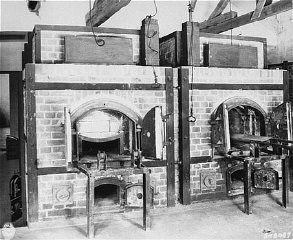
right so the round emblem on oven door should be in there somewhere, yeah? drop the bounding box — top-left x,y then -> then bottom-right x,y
55,189 -> 71,203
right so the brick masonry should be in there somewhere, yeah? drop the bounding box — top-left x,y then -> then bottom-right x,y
38,166 -> 167,221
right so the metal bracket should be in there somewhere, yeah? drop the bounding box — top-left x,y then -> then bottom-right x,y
162,113 -> 172,122
164,137 -> 174,146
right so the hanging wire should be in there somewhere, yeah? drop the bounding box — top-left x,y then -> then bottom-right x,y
89,0 -> 105,47
150,0 -> 158,18
145,0 -> 159,85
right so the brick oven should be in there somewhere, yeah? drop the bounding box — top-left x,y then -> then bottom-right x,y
159,22 -> 291,210
21,22 -> 177,238
177,67 -> 289,204
19,20 -> 291,238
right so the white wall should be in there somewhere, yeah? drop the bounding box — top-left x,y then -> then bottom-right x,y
0,74 -> 10,127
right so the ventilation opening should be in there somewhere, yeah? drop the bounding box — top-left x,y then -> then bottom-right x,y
27,1 -> 41,12
94,184 -> 120,208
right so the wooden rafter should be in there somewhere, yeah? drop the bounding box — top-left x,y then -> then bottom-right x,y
85,0 -> 131,27
208,0 -> 229,20
200,11 -> 237,30
201,0 -> 292,33
251,0 -> 267,20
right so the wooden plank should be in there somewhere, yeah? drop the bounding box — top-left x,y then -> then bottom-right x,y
85,0 -> 131,27
251,0 -> 266,20
243,159 -> 252,214
16,71 -> 27,227
34,82 -> 165,91
208,0 -> 229,20
200,11 -> 237,29
263,39 -> 268,68
283,70 -> 292,103
64,35 -> 133,65
231,133 -> 272,143
33,24 -> 140,35
175,31 -> 182,67
199,32 -> 267,43
32,82 -> 283,91
203,43 -> 258,68
178,68 -> 191,205
143,169 -> 151,230
140,17 -> 160,66
34,30 -> 41,63
201,0 -> 292,33
0,31 -> 28,42
142,160 -> 167,167
190,83 -> 283,90
165,68 -> 175,207
282,157 -> 289,207
25,64 -> 39,223
22,32 -> 33,70
181,22 -> 200,66
190,156 -> 212,164
37,167 -> 79,175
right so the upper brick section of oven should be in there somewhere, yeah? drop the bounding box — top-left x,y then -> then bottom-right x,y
34,64 -> 169,84
32,25 -> 140,64
184,67 -> 284,84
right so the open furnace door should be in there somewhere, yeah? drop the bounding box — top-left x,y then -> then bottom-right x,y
141,106 -> 164,159
211,103 -> 230,155
64,107 -> 72,163
270,102 -> 293,141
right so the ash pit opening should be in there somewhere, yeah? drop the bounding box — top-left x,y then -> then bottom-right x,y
94,184 -> 120,208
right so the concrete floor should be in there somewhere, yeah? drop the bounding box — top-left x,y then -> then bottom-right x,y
9,192 -> 293,240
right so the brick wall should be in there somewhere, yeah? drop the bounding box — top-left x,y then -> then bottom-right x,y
190,162 -> 224,200
38,166 -> 167,221
33,29 -> 140,64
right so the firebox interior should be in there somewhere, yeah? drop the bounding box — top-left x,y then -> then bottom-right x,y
82,139 -> 121,155
229,105 -> 266,152
73,108 -> 136,162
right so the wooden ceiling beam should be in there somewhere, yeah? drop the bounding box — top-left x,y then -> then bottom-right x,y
251,0 -> 267,20
85,0 -> 131,27
201,0 -> 292,33
199,11 -> 237,30
208,0 -> 229,20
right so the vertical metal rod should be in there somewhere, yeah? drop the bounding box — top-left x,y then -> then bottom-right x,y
282,157 -> 289,208
87,175 -> 95,238
143,170 -> 151,230
243,159 -> 252,215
